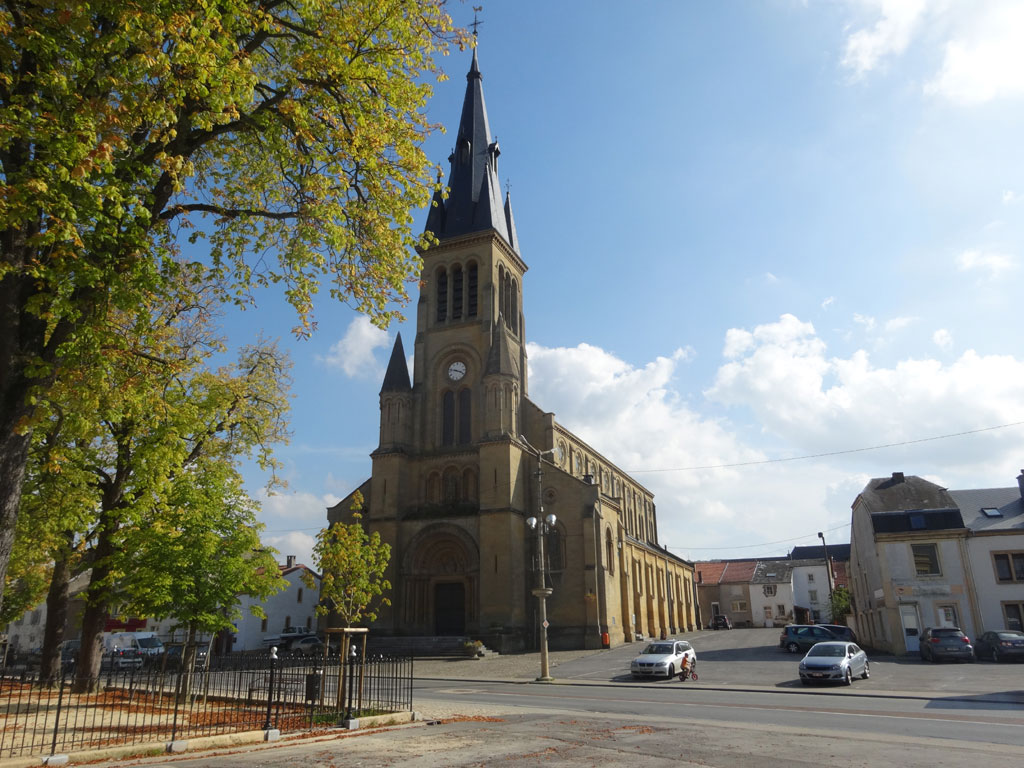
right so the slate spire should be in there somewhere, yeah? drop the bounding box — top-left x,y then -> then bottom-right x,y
380,333 -> 411,394
425,48 -> 516,252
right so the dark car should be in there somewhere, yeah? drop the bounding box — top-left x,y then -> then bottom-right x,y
820,624 -> 857,643
919,627 -> 974,662
711,615 -> 733,630
780,624 -> 839,653
163,644 -> 210,669
973,630 -> 1024,662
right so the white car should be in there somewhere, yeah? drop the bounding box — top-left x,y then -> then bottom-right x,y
630,639 -> 695,679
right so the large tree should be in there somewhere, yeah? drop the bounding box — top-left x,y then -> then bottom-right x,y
0,0 -> 464,606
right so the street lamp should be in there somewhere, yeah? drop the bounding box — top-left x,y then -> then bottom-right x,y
521,435 -> 556,682
818,531 -> 834,615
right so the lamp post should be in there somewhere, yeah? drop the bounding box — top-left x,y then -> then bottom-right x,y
818,531 -> 834,617
520,435 -> 556,682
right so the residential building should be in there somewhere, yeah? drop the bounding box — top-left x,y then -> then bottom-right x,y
5,556 -> 315,655
327,49 -> 696,652
949,482 -> 1024,633
694,560 -> 758,628
849,470 -> 1024,655
147,555 -> 320,652
750,561 -> 796,627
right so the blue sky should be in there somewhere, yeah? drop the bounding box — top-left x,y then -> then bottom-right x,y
224,0 -> 1024,567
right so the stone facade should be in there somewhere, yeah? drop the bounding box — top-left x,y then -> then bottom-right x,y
328,50 -> 695,652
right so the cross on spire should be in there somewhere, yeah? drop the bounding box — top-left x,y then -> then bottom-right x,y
470,6 -> 483,37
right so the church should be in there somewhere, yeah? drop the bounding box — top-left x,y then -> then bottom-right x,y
328,49 -> 697,652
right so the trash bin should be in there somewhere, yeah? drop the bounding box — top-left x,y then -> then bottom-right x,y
305,670 -> 323,703
601,632 -> 610,649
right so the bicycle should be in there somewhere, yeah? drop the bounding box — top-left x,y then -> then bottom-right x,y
678,658 -> 698,682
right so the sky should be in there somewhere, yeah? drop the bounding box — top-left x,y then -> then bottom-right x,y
223,0 -> 1024,569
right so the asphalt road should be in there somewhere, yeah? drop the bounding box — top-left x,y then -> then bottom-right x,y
87,628 -> 1024,768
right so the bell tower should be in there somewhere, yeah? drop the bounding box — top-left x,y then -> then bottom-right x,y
412,46 -> 528,454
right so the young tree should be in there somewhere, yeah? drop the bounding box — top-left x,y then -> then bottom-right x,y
125,463 -> 284,662
828,585 -> 852,624
0,0 -> 466,606
305,496 -> 391,631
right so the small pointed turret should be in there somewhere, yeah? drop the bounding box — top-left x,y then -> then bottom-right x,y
485,319 -> 520,378
380,333 -> 411,394
503,188 -> 518,251
425,48 -> 517,253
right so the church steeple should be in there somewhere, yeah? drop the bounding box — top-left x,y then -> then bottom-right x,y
425,48 -> 516,252
380,333 -> 411,394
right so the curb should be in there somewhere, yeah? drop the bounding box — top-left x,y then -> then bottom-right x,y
0,714 -> 419,768
413,675 -> 1024,706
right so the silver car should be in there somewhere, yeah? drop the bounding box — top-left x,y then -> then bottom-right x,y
630,640 -> 695,679
799,641 -> 869,686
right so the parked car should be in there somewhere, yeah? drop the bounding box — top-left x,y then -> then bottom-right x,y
779,624 -> 838,653
630,639 -> 695,679
289,636 -> 326,656
799,641 -> 870,686
819,624 -> 857,643
61,639 -> 80,672
973,630 -> 1024,663
710,615 -> 733,630
919,627 -> 974,663
163,644 -> 210,670
104,647 -> 144,671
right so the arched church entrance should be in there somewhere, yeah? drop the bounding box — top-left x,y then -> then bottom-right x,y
401,524 -> 479,636
434,582 -> 465,635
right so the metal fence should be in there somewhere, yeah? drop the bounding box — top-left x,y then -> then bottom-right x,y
0,651 -> 413,760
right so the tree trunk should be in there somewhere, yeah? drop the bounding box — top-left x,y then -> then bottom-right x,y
0,426 -> 32,608
0,262 -> 72,607
39,549 -> 73,684
72,528 -> 116,693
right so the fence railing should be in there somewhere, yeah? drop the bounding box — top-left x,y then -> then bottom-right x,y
0,651 -> 413,760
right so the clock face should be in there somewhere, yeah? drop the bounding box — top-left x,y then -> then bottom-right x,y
447,361 -> 466,381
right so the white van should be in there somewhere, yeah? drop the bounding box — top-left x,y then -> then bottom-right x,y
130,632 -> 165,659
101,632 -> 144,669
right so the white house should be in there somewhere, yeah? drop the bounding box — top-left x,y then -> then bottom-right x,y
849,470 -> 1024,655
951,483 -> 1024,633
145,555 -> 320,652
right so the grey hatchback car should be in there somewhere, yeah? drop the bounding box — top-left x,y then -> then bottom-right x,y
780,625 -> 838,653
799,641 -> 870,686
919,627 -> 975,662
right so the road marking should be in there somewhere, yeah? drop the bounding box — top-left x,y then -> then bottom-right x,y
443,688 -> 1024,729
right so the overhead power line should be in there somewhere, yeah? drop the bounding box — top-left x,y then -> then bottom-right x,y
627,420 -> 1024,474
666,522 -> 851,552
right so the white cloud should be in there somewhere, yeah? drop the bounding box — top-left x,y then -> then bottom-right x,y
821,296 -> 835,309
840,0 -> 1024,105
924,3 -> 1024,105
319,316 -> 390,378
933,328 -> 953,350
705,315 -> 1024,471
1002,190 -> 1018,205
493,327 -> 1024,559
262,531 -> 318,569
956,248 -> 1017,279
841,0 -> 929,77
884,316 -> 916,332
254,489 -> 339,570
853,313 -> 876,331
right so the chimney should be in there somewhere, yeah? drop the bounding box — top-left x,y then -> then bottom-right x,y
1018,469 -> 1024,500
286,555 -> 296,569
892,472 -> 905,483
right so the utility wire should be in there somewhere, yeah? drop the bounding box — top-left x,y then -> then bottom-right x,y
627,420 -> 1024,474
666,522 -> 851,552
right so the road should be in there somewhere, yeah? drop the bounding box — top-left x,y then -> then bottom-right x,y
89,628 -> 1024,768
